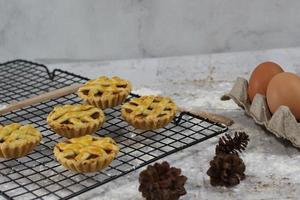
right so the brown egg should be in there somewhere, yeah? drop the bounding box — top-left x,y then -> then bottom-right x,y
248,61 -> 284,102
266,72 -> 300,120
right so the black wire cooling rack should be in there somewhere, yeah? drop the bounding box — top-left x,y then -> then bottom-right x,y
0,60 -> 228,200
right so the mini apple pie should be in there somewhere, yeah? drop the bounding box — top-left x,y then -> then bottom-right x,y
121,95 -> 177,130
0,123 -> 42,159
54,135 -> 119,173
77,76 -> 132,109
47,104 -> 105,138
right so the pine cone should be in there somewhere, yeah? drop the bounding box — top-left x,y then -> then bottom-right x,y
216,132 -> 249,155
207,153 -> 245,187
139,161 -> 187,200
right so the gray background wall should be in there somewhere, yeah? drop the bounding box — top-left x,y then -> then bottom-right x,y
0,0 -> 299,62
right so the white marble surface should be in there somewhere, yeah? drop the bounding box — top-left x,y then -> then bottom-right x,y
36,48 -> 300,200
2,1 -> 300,61
1,48 -> 299,200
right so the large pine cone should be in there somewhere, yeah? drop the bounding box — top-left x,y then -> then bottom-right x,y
139,161 -> 187,200
207,154 -> 245,187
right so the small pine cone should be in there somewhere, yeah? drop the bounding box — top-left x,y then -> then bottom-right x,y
139,161 -> 187,200
216,132 -> 249,155
207,154 -> 245,187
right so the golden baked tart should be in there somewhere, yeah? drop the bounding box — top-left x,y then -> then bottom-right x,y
0,123 -> 42,159
47,104 -> 104,138
54,135 -> 119,173
77,76 -> 132,109
121,95 -> 177,130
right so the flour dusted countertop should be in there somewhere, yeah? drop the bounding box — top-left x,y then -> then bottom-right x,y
21,48 -> 300,199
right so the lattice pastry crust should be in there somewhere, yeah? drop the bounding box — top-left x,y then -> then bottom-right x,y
47,104 -> 105,138
77,76 -> 132,109
0,123 -> 42,158
121,96 -> 177,130
54,135 -> 119,173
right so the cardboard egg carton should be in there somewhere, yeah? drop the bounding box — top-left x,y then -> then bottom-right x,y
222,77 -> 300,148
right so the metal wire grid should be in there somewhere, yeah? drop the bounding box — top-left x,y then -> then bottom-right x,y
0,60 -> 227,200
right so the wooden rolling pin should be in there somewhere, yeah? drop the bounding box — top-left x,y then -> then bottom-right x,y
0,84 -> 83,115
177,108 -> 233,126
0,84 -> 233,126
